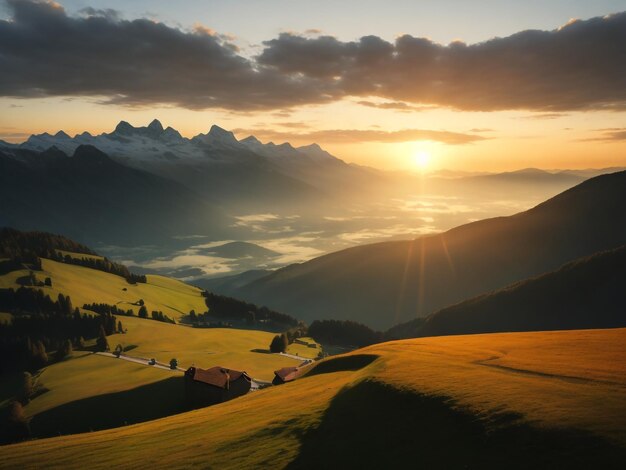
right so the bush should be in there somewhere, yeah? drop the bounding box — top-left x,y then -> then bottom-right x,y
170,358 -> 178,370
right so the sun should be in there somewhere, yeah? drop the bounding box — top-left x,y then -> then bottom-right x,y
413,151 -> 431,170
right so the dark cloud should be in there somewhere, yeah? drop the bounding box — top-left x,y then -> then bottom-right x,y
1,1 -> 626,112
0,0 -> 335,110
233,128 -> 485,145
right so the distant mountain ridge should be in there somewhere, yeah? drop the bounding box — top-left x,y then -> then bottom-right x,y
387,245 -> 626,339
12,119 -> 374,209
210,170 -> 626,329
0,145 -> 229,245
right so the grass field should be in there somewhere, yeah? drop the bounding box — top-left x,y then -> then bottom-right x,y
0,258 -> 207,321
1,327 -> 624,468
0,316 -> 302,439
286,336 -> 321,359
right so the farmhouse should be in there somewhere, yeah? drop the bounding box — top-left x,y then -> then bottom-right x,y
184,366 -> 252,407
272,366 -> 302,385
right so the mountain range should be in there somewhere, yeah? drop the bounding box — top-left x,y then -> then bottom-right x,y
0,145 -> 228,245
10,119 -> 376,210
206,170 -> 626,329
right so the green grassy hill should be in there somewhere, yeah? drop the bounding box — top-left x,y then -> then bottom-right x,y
1,328 -> 624,468
0,257 -> 206,321
7,316 -> 301,438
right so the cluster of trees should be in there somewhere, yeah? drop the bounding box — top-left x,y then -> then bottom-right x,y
184,309 -> 232,328
0,227 -> 146,284
203,292 -> 300,329
137,306 -> 175,324
0,227 -> 96,265
269,333 -> 289,353
83,302 -> 135,317
0,288 -> 121,373
47,251 -> 147,284
307,320 -> 382,348
17,271 -> 52,288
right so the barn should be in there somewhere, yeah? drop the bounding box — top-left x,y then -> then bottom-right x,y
272,366 -> 302,385
184,366 -> 252,407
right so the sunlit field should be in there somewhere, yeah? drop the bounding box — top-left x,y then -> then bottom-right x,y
0,257 -> 207,321
1,328 -> 624,468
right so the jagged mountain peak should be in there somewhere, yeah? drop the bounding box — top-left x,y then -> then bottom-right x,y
148,119 -> 164,132
240,135 -> 262,146
54,130 -> 70,139
114,120 -> 135,135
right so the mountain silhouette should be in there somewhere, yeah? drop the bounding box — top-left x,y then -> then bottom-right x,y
218,171 -> 626,329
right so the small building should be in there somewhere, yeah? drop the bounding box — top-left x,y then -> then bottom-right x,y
272,366 -> 302,385
184,366 -> 252,407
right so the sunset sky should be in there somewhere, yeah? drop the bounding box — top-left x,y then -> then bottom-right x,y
1,0 -> 626,172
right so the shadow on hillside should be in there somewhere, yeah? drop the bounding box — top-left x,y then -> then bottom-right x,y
287,380 -> 626,469
305,354 -> 378,376
29,376 -> 187,439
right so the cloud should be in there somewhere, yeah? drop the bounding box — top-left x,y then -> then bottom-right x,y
1,2 -> 626,112
520,113 -> 568,120
0,0 -> 334,110
582,128 -> 626,142
233,128 -> 485,145
356,100 -> 435,112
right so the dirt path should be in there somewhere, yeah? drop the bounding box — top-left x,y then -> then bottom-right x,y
95,351 -> 267,389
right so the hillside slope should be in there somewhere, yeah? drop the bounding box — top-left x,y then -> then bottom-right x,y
1,328 -> 625,468
389,245 -> 626,339
0,145 -> 228,245
221,171 -> 626,329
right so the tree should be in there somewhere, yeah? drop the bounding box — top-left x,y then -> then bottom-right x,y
75,336 -> 85,349
114,344 -> 123,358
96,326 -> 109,351
3,401 -> 30,444
169,358 -> 178,370
32,340 -> 47,368
44,277 -> 52,287
55,339 -> 72,361
19,372 -> 32,404
189,310 -> 197,323
137,299 -> 145,306
117,320 -> 124,333
138,306 -> 148,318
269,334 -> 288,353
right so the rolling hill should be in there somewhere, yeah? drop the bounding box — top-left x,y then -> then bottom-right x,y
214,170 -> 626,329
1,327 -> 624,468
387,245 -> 626,339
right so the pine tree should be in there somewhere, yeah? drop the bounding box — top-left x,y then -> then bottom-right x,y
19,372 -> 32,404
138,306 -> 148,318
96,326 -> 109,351
5,401 -> 30,443
55,339 -> 72,360
117,320 -> 124,333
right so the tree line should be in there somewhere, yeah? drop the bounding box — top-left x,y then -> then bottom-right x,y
0,227 -> 146,284
0,288 -> 121,374
202,292 -> 300,329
